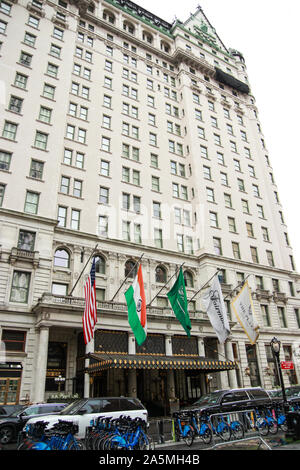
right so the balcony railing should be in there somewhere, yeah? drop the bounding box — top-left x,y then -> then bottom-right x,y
9,247 -> 39,267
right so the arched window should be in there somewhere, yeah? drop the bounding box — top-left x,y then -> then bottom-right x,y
54,249 -> 70,268
123,20 -> 135,35
184,270 -> 194,288
95,255 -> 106,275
125,260 -> 137,279
155,265 -> 167,283
102,9 -> 115,24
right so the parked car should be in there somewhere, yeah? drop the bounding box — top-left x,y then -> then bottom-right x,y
0,403 -> 67,444
25,397 -> 148,439
0,405 -> 25,417
270,385 -> 300,400
182,387 -> 279,415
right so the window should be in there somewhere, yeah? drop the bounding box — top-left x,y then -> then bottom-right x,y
237,178 -> 245,191
262,227 -> 269,242
253,184 -> 260,197
250,246 -> 259,263
100,159 -> 110,177
151,176 -> 160,192
43,83 -> 55,99
220,172 -> 228,186
242,199 -> 250,214
0,19 -> 7,34
73,179 -> 82,198
203,166 -> 211,180
0,150 -> 12,170
184,270 -> 194,288
261,305 -> 270,326
153,201 -> 161,218
10,271 -> 31,303
154,228 -> 163,248
278,307 -> 287,328
228,217 -> 236,233
213,237 -> 222,255
99,186 -> 109,204
60,176 -> 70,194
1,330 -> 26,352
133,196 -> 140,214
101,136 -> 110,152
224,193 -> 232,208
50,43 -> 61,58
122,221 -> 130,241
125,260 -> 136,279
52,283 -> 68,296
134,224 -> 141,243
30,160 -> 44,179
0,183 -> 5,206
97,214 -> 108,237
54,249 -> 70,268
38,106 -> 52,123
28,14 -> 39,28
206,187 -> 215,202
18,230 -> 35,251
71,209 -> 80,230
232,242 -> 241,259
246,222 -> 254,237
2,121 -> 17,140
209,211 -> 218,228
155,265 -> 167,283
0,1 -> 12,15
14,72 -> 28,89
24,191 -> 39,214
266,250 -> 274,267
217,152 -> 225,165
34,131 -> 48,150
95,255 -> 106,274
57,206 -> 67,227
53,26 -> 64,40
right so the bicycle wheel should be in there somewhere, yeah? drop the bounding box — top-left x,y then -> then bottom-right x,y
231,422 -> 244,440
184,429 -> 194,447
137,433 -> 153,450
268,420 -> 278,435
217,423 -> 231,441
257,419 -> 268,436
67,439 -> 86,450
200,428 -> 212,445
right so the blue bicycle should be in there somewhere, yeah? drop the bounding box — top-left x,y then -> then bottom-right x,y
173,412 -> 195,446
189,411 -> 212,444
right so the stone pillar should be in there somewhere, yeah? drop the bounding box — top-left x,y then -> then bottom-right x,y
84,336 -> 94,398
197,336 -> 207,394
128,333 -> 137,396
225,340 -> 238,388
218,342 -> 229,389
165,335 -> 172,356
34,326 -> 49,403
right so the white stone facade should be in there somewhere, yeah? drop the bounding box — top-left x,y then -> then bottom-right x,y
0,0 -> 299,410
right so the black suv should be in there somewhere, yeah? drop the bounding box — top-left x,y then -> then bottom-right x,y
184,387 -> 278,415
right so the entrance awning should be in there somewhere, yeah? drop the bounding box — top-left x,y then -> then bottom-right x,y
86,353 -> 238,374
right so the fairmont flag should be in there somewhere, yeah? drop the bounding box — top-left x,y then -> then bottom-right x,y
231,281 -> 259,345
167,267 -> 191,337
82,258 -> 97,345
125,264 -> 147,346
201,276 -> 230,344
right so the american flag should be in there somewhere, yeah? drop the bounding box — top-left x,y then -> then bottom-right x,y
82,258 -> 97,345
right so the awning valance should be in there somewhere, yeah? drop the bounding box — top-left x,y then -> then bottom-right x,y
86,353 -> 238,374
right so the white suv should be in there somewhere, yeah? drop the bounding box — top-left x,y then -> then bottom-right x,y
24,397 -> 148,439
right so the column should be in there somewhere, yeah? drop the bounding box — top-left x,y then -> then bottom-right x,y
34,326 -> 49,403
197,336 -> 207,394
128,333 -> 137,396
225,340 -> 238,388
84,336 -> 94,398
218,342 -> 229,389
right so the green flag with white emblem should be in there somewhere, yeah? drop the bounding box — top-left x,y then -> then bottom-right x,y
167,267 -> 191,337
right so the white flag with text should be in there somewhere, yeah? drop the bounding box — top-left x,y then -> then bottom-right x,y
231,281 -> 259,345
201,276 -> 230,344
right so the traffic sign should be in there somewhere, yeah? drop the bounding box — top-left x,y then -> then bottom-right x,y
281,361 -> 294,370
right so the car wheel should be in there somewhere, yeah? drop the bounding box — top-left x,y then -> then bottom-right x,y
0,426 -> 14,444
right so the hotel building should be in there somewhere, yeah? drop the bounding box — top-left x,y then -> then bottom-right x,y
0,0 -> 299,415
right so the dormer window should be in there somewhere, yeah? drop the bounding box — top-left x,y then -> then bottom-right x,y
103,9 -> 115,24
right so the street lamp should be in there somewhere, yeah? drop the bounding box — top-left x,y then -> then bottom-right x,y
54,374 -> 65,393
270,337 -> 290,418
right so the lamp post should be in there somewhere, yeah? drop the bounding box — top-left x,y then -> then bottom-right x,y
270,337 -> 290,420
54,374 -> 65,393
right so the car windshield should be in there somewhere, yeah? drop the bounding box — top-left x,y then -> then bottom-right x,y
59,400 -> 86,415
192,391 -> 224,406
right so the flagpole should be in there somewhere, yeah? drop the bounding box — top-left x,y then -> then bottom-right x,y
223,274 -> 251,301
68,243 -> 98,296
147,262 -> 185,307
187,269 -> 222,304
110,253 -> 144,302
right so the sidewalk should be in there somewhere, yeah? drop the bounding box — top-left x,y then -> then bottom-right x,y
155,433 -> 300,451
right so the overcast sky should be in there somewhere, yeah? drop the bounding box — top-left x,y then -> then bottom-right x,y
135,0 -> 300,270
